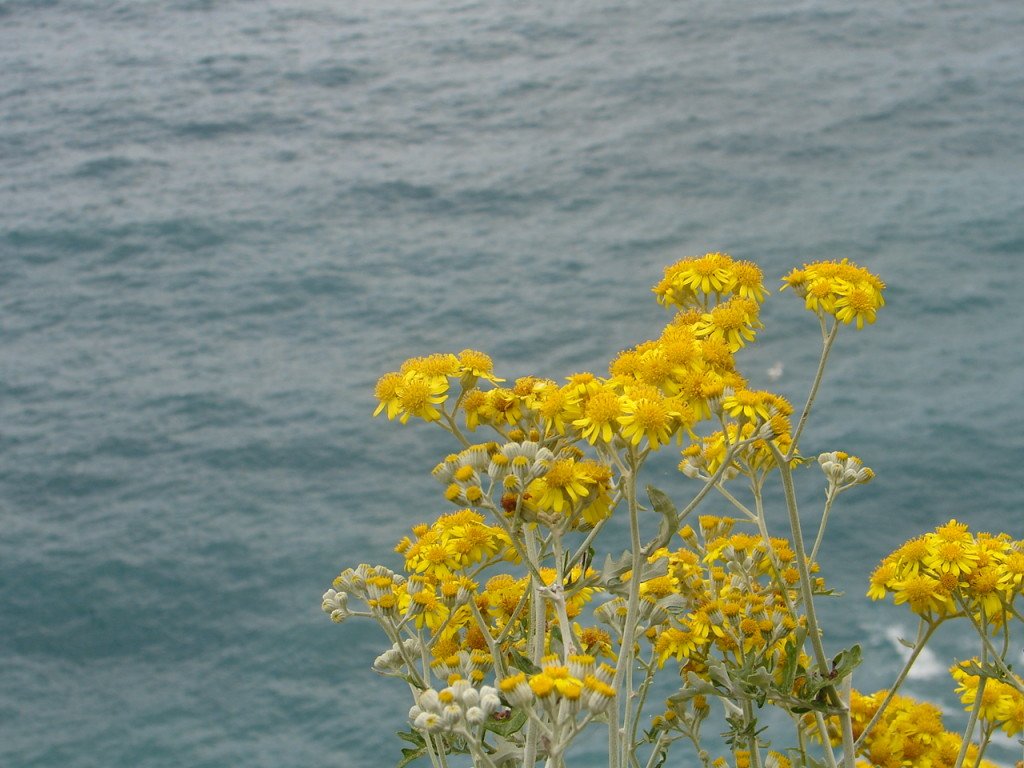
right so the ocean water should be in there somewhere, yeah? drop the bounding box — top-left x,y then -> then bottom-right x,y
1,1 -> 1023,766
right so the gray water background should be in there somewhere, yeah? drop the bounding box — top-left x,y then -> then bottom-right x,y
2,1 -> 1023,766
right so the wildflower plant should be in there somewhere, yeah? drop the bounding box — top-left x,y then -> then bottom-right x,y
323,254 -> 1023,768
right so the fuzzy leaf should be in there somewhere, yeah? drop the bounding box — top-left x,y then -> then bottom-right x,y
395,730 -> 428,768
643,485 -> 679,555
485,707 -> 528,738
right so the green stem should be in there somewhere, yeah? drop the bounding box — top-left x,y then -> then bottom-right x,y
853,619 -> 939,750
523,529 -> 546,768
809,487 -> 837,563
771,442 -> 852,768
788,320 -> 839,459
742,698 -> 764,768
611,446 -> 645,768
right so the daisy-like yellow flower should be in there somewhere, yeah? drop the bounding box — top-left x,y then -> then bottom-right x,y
833,282 -> 879,329
526,458 -> 593,514
890,573 -> 950,617
395,373 -> 449,424
721,389 -> 776,423
578,460 -> 615,526
730,260 -> 767,303
691,296 -> 763,352
781,259 -> 885,329
531,381 -> 579,436
480,388 -> 523,427
654,626 -> 699,666
922,537 -> 979,577
457,348 -> 504,384
617,389 -> 676,449
573,386 -> 622,445
373,371 -> 404,419
672,252 -> 735,295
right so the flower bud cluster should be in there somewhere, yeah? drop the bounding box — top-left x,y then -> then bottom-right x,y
329,563 -> 406,622
373,638 -> 422,675
321,588 -> 350,623
818,451 -> 874,488
487,440 -> 555,493
499,655 -> 615,719
408,679 -> 504,734
430,648 -> 494,685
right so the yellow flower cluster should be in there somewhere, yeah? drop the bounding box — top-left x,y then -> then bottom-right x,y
628,519 -> 813,685
781,259 -> 886,329
868,519 -> 1024,624
653,252 -> 768,309
396,508 -> 512,579
950,659 -> 1024,737
373,349 -> 503,424
499,654 -> 615,714
679,396 -> 796,480
842,689 -> 1001,768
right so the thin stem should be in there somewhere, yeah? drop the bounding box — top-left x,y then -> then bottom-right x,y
643,731 -> 669,768
614,445 -> 645,768
713,482 -> 759,523
813,712 -> 840,768
810,487 -> 837,563
953,679 -> 986,768
771,441 -> 851,768
548,534 -> 578,657
742,698 -> 764,768
854,619 -> 940,750
788,320 -> 839,459
956,596 -> 1024,695
770,443 -> 830,678
627,653 -> 658,764
468,597 -> 507,679
523,529 -> 546,768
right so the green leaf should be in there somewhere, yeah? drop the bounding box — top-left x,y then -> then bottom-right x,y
598,552 -> 630,581
643,485 -> 679,555
507,648 -> 541,676
395,730 -> 428,768
485,706 -> 528,738
831,644 -> 862,682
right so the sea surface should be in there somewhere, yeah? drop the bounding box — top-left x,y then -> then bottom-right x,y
1,1 -> 1023,766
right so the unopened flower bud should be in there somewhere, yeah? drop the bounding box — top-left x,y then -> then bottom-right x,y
413,711 -> 445,733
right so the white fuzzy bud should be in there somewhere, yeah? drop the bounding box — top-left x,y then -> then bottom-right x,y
413,711 -> 445,733
321,589 -> 350,622
464,706 -> 486,726
479,692 -> 502,715
441,704 -> 462,727
372,649 -> 402,673
418,689 -> 441,713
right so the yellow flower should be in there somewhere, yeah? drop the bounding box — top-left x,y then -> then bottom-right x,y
573,387 -> 622,445
617,391 -> 675,449
394,373 -> 449,424
480,388 -> 523,427
654,627 -> 698,666
781,259 -> 885,329
833,282 -> 879,328
457,348 -> 504,383
722,389 -> 776,423
922,537 -> 979,577
672,252 -> 735,295
402,353 -> 460,382
730,260 -> 767,303
891,573 -> 949,616
373,371 -> 404,419
526,458 -> 592,514
691,296 -> 763,352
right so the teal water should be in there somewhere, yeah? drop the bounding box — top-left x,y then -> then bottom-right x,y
2,1 -> 1023,766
